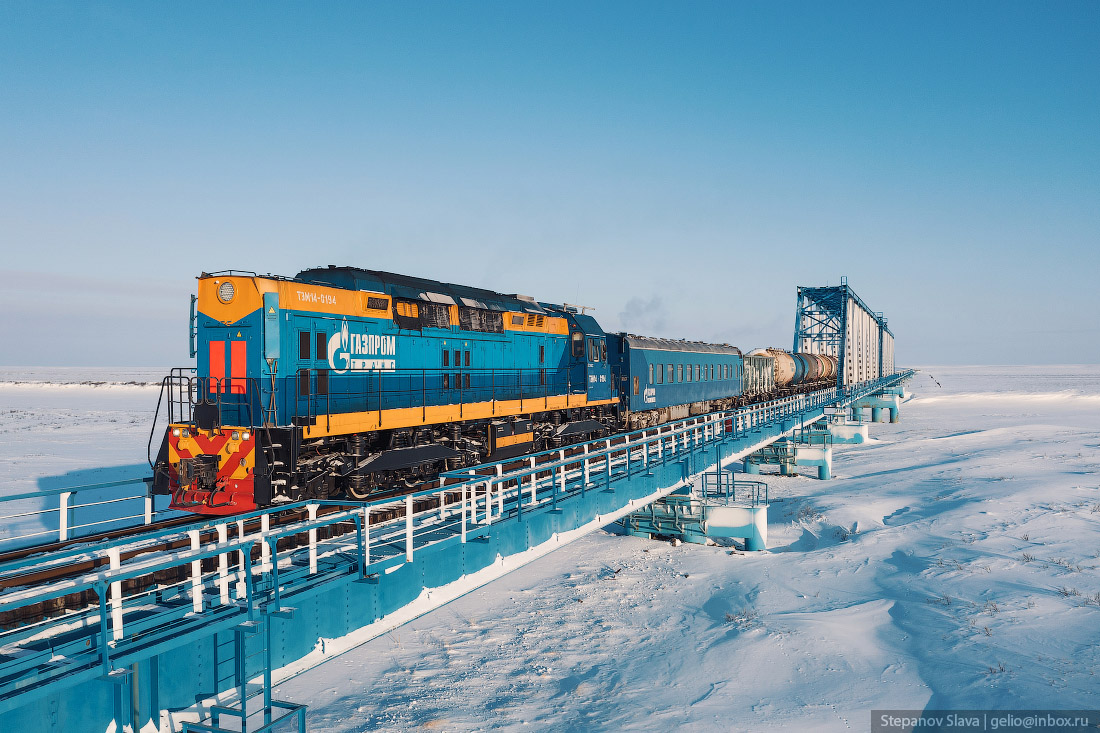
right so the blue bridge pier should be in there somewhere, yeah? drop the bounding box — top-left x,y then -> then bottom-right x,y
628,383 -> 912,549
0,374 -> 912,733
851,384 -> 907,423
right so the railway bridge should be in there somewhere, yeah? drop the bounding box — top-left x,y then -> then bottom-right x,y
0,280 -> 910,732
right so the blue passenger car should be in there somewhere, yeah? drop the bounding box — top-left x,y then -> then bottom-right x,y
607,335 -> 743,426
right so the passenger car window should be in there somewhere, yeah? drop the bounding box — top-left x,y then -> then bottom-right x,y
648,364 -> 654,384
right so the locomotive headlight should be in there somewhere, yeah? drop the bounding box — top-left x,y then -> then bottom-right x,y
172,428 -> 181,437
217,281 -> 235,304
242,431 -> 251,441
231,431 -> 241,440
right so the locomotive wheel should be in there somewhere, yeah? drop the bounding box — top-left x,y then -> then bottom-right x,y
346,474 -> 373,500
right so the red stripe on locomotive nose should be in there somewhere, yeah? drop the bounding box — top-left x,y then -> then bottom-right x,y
231,340 -> 247,394
209,341 -> 226,393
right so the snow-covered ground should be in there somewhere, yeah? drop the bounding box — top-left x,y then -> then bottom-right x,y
0,368 -> 166,543
0,367 -> 165,493
269,365 -> 1100,731
2,365 -> 1098,729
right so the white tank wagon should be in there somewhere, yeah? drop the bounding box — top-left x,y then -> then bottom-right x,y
792,278 -> 897,388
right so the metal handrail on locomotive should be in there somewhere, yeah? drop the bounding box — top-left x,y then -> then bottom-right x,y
149,267 -> 837,515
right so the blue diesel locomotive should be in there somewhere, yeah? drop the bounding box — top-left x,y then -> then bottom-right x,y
150,266 -> 835,515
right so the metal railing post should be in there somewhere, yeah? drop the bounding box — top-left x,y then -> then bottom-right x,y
58,491 -> 71,542
108,547 -> 123,641
96,581 -> 111,676
461,484 -> 468,543
605,439 -> 612,482
189,529 -> 202,613
260,514 -> 271,572
405,495 -> 414,561
528,457 -> 537,505
308,503 -> 319,574
363,506 -> 371,566
217,523 -> 230,605
557,450 -> 566,496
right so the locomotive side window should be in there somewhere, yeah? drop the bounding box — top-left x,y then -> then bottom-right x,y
465,351 -> 470,367
633,376 -> 639,395
316,369 -> 328,396
539,368 -> 546,386
299,331 -> 310,360
454,350 -> 461,369
454,373 -> 461,391
299,370 -> 310,396
539,345 -> 545,364
588,339 -> 598,361
443,350 -> 450,367
464,373 -> 471,389
443,373 -> 450,390
572,332 -> 584,358
316,333 -> 327,362
600,342 -> 606,362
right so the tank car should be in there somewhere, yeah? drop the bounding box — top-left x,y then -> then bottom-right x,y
749,348 -> 838,392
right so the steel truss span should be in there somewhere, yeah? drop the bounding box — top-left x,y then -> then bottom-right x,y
793,277 -> 895,389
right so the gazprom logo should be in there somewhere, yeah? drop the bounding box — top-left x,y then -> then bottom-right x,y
329,319 -> 397,374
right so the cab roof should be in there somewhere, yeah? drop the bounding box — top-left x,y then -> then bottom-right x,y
295,266 -> 549,314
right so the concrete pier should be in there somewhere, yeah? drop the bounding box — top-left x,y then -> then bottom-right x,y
620,474 -> 769,550
852,392 -> 901,424
794,444 -> 832,480
825,419 -> 869,444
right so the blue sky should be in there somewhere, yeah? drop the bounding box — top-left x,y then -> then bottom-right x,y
1,1 -> 1097,366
